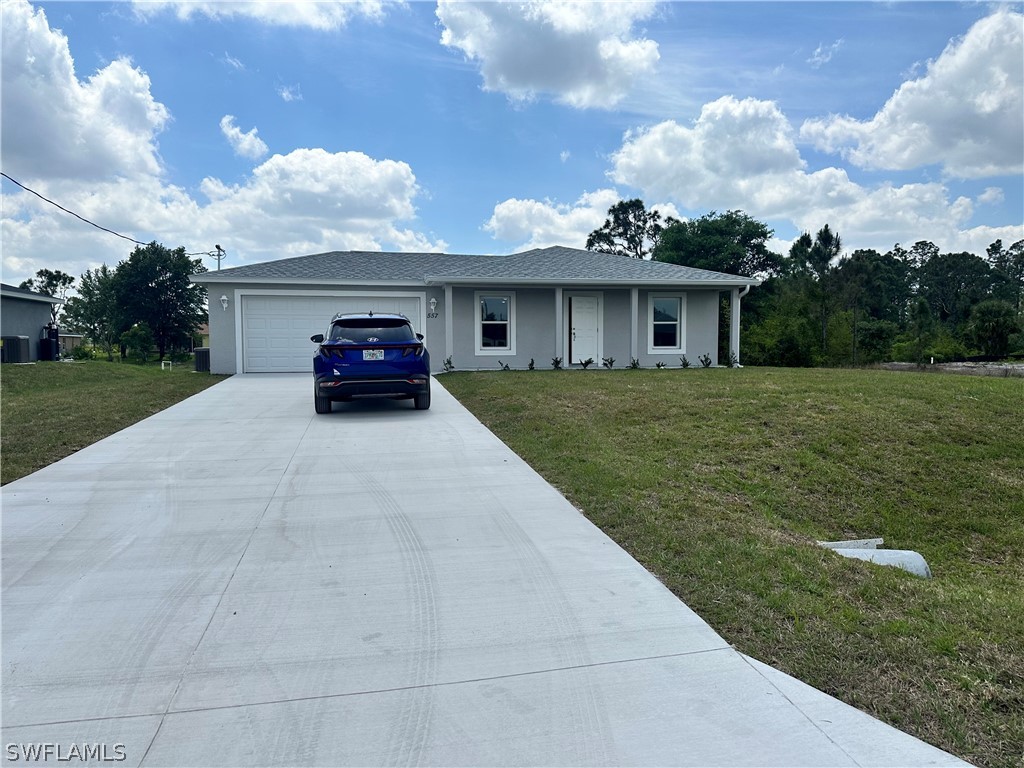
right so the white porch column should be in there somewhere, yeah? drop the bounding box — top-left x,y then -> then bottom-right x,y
630,287 -> 639,363
554,287 -> 563,361
444,284 -> 454,365
730,287 -> 741,366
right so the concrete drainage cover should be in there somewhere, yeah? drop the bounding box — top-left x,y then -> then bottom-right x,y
819,538 -> 932,578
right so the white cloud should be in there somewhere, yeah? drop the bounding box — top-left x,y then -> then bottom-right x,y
484,188 -> 680,251
0,2 -> 444,285
132,1 -> 385,30
277,84 -> 303,102
807,39 -> 843,69
978,187 -> 1005,206
436,0 -> 660,109
222,52 -> 245,70
800,10 -> 1023,178
0,0 -> 169,181
560,150 -> 571,163
2,150 -> 447,285
219,115 -> 269,160
603,95 -> 1023,256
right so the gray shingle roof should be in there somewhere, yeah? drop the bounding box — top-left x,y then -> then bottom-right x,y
1,283 -> 60,303
193,246 -> 758,286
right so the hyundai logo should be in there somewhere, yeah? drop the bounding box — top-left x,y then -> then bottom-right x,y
367,337 -> 379,342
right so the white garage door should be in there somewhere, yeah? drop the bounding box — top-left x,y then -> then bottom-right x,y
242,294 -> 423,373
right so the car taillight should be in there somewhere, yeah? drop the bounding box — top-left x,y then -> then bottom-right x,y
402,345 -> 425,358
319,346 -> 332,358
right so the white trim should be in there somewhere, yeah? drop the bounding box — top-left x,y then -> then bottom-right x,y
233,288 -> 427,374
553,287 -> 563,361
428,276 -> 758,287
630,287 -> 638,362
564,291 -> 603,365
647,292 -> 687,354
474,290 -> 516,356
444,283 -> 454,365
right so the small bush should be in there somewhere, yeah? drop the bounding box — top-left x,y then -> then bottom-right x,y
497,360 -> 511,371
629,358 -> 640,369
579,357 -> 594,369
551,357 -> 563,370
528,358 -> 535,370
679,355 -> 690,368
727,351 -> 739,368
602,357 -> 615,369
699,353 -> 713,368
655,361 -> 667,368
442,356 -> 455,372
70,346 -> 93,361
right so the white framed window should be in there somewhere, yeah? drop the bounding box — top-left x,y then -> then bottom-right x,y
648,293 -> 686,353
475,291 -> 516,355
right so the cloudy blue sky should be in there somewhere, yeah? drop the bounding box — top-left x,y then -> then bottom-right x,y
2,0 -> 1022,285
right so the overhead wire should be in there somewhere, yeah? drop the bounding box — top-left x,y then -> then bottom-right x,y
0,171 -> 218,257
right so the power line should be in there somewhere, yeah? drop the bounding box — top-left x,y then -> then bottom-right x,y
0,171 -> 222,260
2,171 -> 148,246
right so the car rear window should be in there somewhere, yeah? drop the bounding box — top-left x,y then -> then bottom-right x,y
329,318 -> 416,343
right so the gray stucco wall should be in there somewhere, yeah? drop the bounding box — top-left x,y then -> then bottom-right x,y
449,286 -> 722,370
1,297 -> 53,362
634,289 -> 720,368
204,282 -> 447,374
201,281 -> 727,374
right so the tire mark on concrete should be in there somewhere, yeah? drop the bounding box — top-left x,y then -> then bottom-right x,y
490,500 -> 614,765
360,471 -> 439,767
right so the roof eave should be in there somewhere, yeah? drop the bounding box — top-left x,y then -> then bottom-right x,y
426,276 -> 761,287
191,275 -> 428,287
0,289 -> 61,304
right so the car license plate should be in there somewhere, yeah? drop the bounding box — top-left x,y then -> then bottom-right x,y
363,349 -> 384,361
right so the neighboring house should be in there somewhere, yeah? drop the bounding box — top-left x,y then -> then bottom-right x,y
1,283 -> 60,363
191,246 -> 760,375
59,333 -> 85,354
193,323 -> 210,349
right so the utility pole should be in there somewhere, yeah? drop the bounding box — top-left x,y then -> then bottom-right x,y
208,244 -> 226,270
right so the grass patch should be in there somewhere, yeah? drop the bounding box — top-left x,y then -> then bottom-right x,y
1,360 -> 227,485
442,367 -> 1023,768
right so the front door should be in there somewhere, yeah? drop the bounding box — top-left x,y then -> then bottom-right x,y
570,295 -> 600,364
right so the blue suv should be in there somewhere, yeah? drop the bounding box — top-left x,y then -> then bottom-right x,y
310,312 -> 431,413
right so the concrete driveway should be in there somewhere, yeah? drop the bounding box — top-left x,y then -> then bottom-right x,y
2,374 -> 965,767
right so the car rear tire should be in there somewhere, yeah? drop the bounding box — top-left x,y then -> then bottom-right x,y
414,385 -> 431,411
314,391 -> 332,414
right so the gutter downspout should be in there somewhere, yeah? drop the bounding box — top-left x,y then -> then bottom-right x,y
730,284 -> 752,366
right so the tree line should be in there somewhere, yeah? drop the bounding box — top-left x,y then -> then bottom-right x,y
20,242 -> 207,362
587,200 -> 1024,366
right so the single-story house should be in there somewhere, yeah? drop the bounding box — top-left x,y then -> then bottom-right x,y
1,283 -> 60,363
191,246 -> 760,375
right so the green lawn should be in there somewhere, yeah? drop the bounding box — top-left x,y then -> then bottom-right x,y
442,367 -> 1023,768
1,360 -> 227,485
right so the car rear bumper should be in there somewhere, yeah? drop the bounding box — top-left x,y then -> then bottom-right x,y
315,373 -> 429,399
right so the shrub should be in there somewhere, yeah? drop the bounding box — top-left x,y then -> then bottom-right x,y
120,323 -> 155,364
629,358 -> 640,369
70,345 -> 93,361
579,357 -> 594,369
601,357 -> 615,369
679,355 -> 690,368
528,358 -> 535,370
551,357 -> 563,370
442,356 -> 455,372
699,353 -> 713,368
497,360 -> 511,371
655,361 -> 666,368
